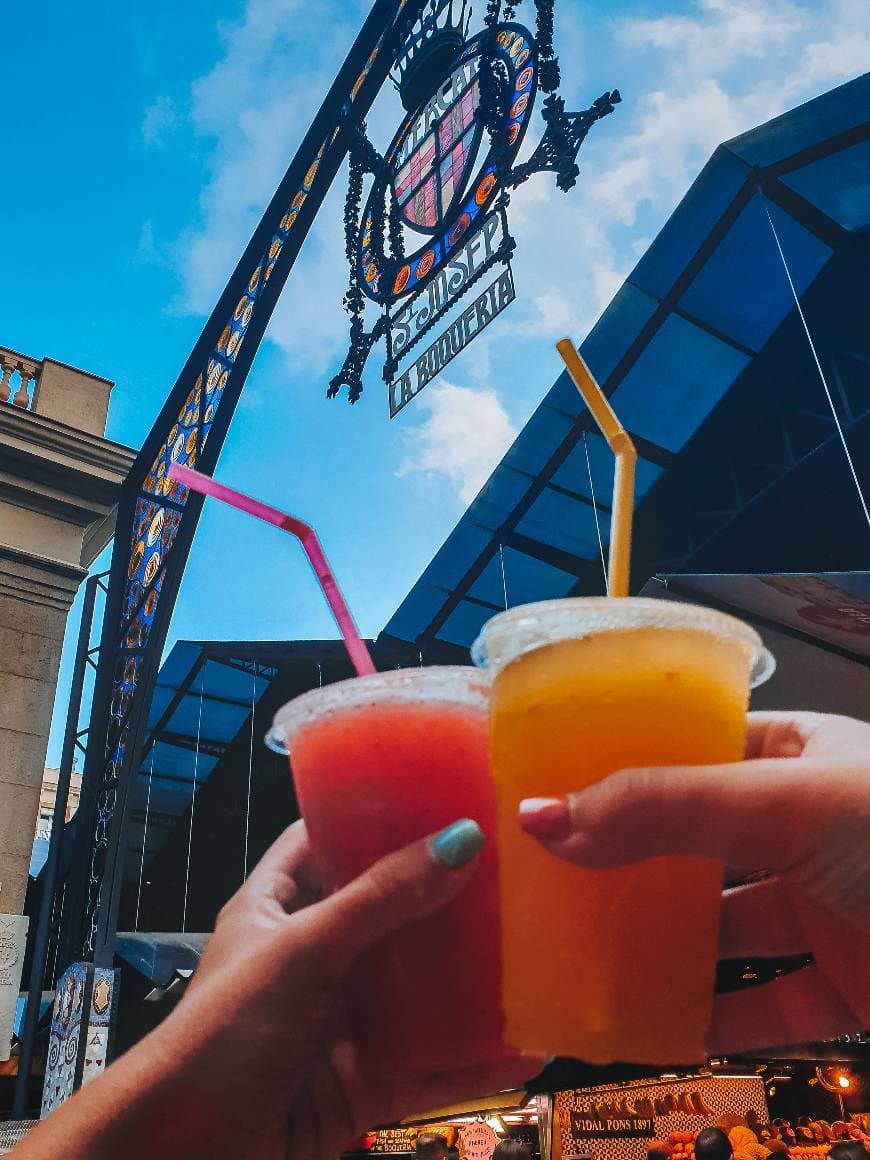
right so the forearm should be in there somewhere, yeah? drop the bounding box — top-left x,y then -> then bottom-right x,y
13,989 -> 271,1160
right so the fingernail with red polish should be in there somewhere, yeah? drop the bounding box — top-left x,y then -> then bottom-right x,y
518,797 -> 570,840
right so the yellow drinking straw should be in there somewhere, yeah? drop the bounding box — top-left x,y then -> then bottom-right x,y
556,338 -> 637,598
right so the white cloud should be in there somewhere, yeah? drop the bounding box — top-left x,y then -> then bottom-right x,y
604,0 -> 870,220
142,95 -> 179,147
621,0 -> 803,74
397,381 -> 518,506
162,0 -> 414,383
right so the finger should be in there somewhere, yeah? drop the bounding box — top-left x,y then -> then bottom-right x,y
519,759 -> 843,873
744,713 -> 810,759
710,965 -> 858,1054
720,879 -> 808,958
386,1053 -> 545,1126
309,819 -> 485,974
241,820 -> 322,912
746,711 -> 870,759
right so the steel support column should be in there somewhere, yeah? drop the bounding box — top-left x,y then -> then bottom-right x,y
13,573 -> 105,1117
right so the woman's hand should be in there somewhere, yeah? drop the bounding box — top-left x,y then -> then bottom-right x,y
17,820 -> 539,1160
517,711 -> 870,1054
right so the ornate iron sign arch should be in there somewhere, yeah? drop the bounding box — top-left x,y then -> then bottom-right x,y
328,0 -> 620,409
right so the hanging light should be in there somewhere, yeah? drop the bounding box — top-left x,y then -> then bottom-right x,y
816,1066 -> 852,1093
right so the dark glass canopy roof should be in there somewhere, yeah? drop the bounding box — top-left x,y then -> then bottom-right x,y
380,72 -> 870,652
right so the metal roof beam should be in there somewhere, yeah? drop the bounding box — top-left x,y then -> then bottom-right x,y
140,653 -> 206,761
763,117 -> 870,180
545,480 -> 611,512
505,531 -> 606,584
670,407 -> 870,567
671,305 -> 758,357
153,730 -> 227,759
760,176 -> 851,250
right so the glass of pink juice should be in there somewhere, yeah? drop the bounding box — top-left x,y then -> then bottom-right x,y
266,666 -> 504,1076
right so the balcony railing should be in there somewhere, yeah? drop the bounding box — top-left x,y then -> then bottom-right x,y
0,346 -> 41,412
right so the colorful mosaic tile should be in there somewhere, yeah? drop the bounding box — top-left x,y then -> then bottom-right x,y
41,963 -> 92,1117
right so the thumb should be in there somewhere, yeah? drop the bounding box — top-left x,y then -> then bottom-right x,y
518,759 -> 846,873
308,819 -> 485,975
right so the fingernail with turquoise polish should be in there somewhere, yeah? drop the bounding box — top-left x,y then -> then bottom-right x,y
432,819 -> 485,868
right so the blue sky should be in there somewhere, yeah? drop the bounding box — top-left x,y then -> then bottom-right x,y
3,0 -> 867,764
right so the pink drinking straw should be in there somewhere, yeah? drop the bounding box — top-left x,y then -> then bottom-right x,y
168,461 -> 377,677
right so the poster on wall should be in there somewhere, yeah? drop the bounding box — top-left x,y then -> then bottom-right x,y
460,1121 -> 499,1160
346,1119 -> 511,1158
346,1124 -> 462,1155
0,914 -> 28,1062
81,967 -> 119,1087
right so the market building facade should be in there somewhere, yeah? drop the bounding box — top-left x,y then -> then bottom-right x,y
3,0 -> 868,1146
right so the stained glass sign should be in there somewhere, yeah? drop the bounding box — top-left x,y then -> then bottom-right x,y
329,0 -> 620,411
358,23 -> 538,305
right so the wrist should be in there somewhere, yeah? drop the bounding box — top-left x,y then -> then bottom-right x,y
139,979 -> 281,1154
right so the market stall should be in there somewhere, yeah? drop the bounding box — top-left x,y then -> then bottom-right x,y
343,1091 -> 546,1160
553,1075 -> 767,1160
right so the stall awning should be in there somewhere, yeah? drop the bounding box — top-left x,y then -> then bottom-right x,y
400,1090 -> 531,1125
643,571 -> 870,662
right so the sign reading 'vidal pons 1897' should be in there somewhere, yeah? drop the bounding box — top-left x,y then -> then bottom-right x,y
388,266 -> 515,417
570,1115 -> 655,1140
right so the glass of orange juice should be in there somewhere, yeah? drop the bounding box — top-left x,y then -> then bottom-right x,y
471,597 -> 773,1065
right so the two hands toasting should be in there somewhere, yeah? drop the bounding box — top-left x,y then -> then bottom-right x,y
16,352 -> 870,1158
18,705 -> 870,1160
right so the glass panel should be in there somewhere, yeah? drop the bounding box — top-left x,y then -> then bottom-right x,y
609,313 -> 751,453
631,149 -> 748,301
679,196 -> 831,352
468,548 -> 578,607
438,78 -> 479,156
438,599 -> 499,649
440,162 -> 454,213
730,75 -> 869,169
516,487 -> 612,560
422,177 -> 436,227
782,140 -> 870,232
551,433 -> 664,507
395,159 -> 413,200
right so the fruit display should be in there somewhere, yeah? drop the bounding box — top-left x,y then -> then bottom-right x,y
789,1146 -> 829,1160
668,1130 -> 697,1160
554,1078 -> 870,1160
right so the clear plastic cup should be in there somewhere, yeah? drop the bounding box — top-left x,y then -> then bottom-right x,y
266,666 -> 505,1076
471,597 -> 773,1065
